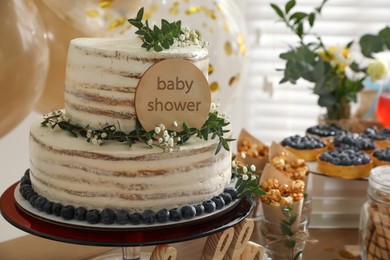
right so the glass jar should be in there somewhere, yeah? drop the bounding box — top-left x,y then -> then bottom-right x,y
359,166 -> 390,259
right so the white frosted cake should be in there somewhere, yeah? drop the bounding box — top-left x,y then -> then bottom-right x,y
24,37 -> 233,224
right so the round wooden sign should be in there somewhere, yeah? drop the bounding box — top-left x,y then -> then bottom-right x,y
135,59 -> 211,132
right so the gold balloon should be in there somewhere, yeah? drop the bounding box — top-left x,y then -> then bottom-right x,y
41,0 -> 142,37
33,0 -> 86,114
0,0 -> 49,138
141,0 -> 249,113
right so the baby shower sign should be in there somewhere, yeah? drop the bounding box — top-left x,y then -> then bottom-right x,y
135,59 -> 211,132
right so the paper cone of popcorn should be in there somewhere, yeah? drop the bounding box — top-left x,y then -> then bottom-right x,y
259,164 -> 304,231
269,141 -> 310,184
236,129 -> 269,175
258,164 -> 307,259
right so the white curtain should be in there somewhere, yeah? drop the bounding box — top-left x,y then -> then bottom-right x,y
240,0 -> 390,143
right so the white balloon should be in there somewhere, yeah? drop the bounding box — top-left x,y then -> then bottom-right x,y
140,0 -> 249,113
41,0 -> 142,37
0,0 -> 49,137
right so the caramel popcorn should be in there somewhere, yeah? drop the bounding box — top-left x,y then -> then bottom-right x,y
268,189 -> 282,202
262,178 -> 279,191
260,178 -> 305,206
291,180 -> 305,194
238,138 -> 269,158
292,193 -> 304,202
278,184 -> 291,197
271,152 -> 309,180
280,196 -> 293,206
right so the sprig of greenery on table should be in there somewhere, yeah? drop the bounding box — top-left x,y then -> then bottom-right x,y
128,7 -> 181,52
41,110 -> 233,154
281,205 -> 302,260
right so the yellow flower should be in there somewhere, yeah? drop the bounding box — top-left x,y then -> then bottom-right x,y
367,59 -> 389,81
318,45 -> 353,71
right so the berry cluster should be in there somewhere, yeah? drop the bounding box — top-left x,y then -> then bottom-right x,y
374,147 -> 390,162
319,149 -> 371,166
363,126 -> 390,141
281,135 -> 326,150
306,124 -> 346,137
333,132 -> 375,151
19,170 -> 238,225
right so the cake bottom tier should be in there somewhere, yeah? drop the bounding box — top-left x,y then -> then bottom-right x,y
29,121 -> 232,212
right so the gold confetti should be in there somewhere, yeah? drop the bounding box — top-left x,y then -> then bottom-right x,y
210,82 -> 219,92
144,3 -> 159,20
108,17 -> 126,30
99,0 -> 113,8
86,10 -> 99,17
223,22 -> 230,32
208,64 -> 214,75
186,6 -> 200,15
217,4 -> 223,11
323,245 -> 334,252
186,6 -> 217,19
229,74 -> 240,86
170,2 -> 180,15
224,42 -> 233,56
237,33 -> 246,55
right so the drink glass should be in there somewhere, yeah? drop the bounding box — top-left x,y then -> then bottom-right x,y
376,84 -> 390,128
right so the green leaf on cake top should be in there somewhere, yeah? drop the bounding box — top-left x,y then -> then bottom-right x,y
128,7 -> 206,51
41,108 -> 232,154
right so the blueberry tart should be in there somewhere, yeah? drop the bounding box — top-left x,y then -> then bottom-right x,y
373,147 -> 390,167
281,135 -> 328,161
316,149 -> 373,179
306,124 -> 346,141
363,126 -> 390,149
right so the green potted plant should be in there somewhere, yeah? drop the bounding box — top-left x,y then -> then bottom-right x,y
271,0 -> 390,122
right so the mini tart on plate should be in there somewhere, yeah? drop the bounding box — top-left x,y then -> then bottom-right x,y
373,147 -> 390,167
280,135 -> 328,162
363,126 -> 390,150
316,149 -> 373,179
333,132 -> 375,155
306,124 -> 346,142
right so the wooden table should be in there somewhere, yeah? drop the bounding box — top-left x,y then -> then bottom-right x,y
0,228 -> 360,259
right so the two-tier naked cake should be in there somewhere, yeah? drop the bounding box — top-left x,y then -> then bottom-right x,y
21,36 -> 235,225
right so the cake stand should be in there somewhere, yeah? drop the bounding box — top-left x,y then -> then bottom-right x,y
0,182 -> 252,259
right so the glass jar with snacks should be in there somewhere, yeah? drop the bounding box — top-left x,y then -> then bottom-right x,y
359,166 -> 390,259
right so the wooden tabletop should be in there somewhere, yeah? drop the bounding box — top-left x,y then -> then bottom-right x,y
0,228 -> 360,260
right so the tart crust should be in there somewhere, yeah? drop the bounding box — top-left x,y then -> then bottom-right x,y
283,146 -> 328,162
375,139 -> 390,150
316,154 -> 373,179
373,156 -> 390,167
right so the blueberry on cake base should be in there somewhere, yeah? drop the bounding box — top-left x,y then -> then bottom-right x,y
373,148 -> 390,167
316,149 -> 373,179
280,135 -> 328,161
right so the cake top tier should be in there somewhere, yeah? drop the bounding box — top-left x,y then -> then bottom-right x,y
64,37 -> 209,133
